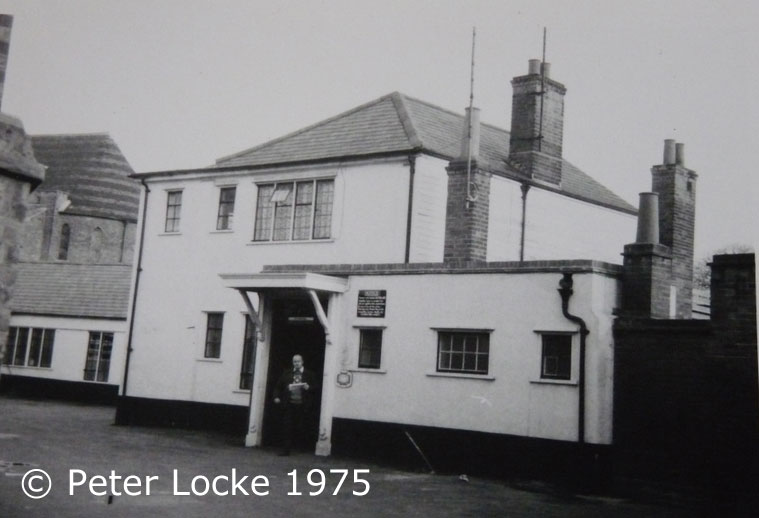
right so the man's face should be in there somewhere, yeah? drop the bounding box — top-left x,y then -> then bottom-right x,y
292,356 -> 303,370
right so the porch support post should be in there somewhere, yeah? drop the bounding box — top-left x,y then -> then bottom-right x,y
314,292 -> 342,456
307,289 -> 331,345
236,289 -> 268,447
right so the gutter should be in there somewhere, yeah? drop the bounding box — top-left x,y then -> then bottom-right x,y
557,272 -> 590,444
404,154 -> 416,263
116,177 -> 150,422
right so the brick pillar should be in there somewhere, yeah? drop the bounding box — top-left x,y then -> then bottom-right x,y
710,253 -> 756,345
621,243 -> 673,318
443,160 -> 490,264
652,140 -> 697,318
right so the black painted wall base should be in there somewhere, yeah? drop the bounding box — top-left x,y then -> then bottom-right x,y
332,418 -> 612,491
115,395 -> 248,435
0,374 -> 118,405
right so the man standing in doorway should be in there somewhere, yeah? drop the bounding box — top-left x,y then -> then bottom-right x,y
273,354 -> 317,456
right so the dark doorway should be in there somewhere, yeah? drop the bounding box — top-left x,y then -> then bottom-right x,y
262,294 -> 326,450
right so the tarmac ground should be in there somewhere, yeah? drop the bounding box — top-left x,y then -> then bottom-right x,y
0,396 -> 725,517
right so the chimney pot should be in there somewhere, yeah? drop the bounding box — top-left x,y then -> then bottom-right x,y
635,192 -> 660,244
528,59 -> 541,75
541,62 -> 551,79
675,143 -> 685,166
663,139 -> 676,165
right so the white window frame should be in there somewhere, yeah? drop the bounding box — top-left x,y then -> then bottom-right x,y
252,178 -> 334,242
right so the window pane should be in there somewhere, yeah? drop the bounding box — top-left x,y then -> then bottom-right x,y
40,329 -> 55,368
84,332 -> 101,381
313,180 -> 334,239
28,328 -> 43,367
541,334 -> 571,380
272,184 -> 293,241
204,313 -> 224,358
253,184 -> 274,240
13,327 -> 28,366
358,329 -> 382,369
165,191 -> 182,232
3,327 -> 17,365
97,333 -> 113,382
437,331 -> 490,374
292,181 -> 314,240
216,187 -> 236,230
240,316 -> 256,390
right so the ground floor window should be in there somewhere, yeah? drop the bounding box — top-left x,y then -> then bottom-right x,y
83,332 -> 113,382
436,330 -> 490,375
2,327 -> 55,368
540,333 -> 572,380
357,328 -> 383,369
239,316 -> 255,390
204,312 -> 224,358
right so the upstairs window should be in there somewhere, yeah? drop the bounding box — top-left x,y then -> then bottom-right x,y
436,330 -> 490,375
216,186 -> 236,230
165,190 -> 183,233
58,223 -> 71,260
253,179 -> 334,241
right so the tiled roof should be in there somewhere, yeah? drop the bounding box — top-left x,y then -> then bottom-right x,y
215,92 -> 635,213
31,134 -> 141,222
11,263 -> 132,319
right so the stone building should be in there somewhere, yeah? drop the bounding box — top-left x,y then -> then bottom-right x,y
0,133 -> 140,402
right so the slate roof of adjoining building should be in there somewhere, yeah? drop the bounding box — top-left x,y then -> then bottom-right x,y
215,92 -> 636,214
31,134 -> 141,222
11,263 -> 132,319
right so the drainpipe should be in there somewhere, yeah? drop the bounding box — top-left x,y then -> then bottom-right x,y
404,154 -> 416,263
557,272 -> 589,444
116,177 -> 149,423
519,183 -> 530,263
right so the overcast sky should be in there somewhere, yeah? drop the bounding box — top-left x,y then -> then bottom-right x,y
2,0 -> 756,259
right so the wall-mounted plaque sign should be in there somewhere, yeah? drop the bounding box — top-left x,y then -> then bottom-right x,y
357,290 -> 386,318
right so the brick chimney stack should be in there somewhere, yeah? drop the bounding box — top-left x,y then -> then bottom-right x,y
444,107 -> 490,264
508,59 -> 566,184
0,14 -> 12,111
621,192 -> 673,318
652,139 -> 697,318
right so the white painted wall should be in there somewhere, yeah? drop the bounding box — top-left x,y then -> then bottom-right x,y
523,188 -> 636,264
126,158 -> 414,404
487,175 -> 523,261
332,271 -> 619,445
4,314 -> 127,386
408,155 -> 447,262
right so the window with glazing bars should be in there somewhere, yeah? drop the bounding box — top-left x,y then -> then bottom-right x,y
216,186 -> 236,230
204,312 -> 224,358
83,331 -> 113,382
2,327 -> 55,368
436,331 -> 489,374
253,179 -> 334,241
165,190 -> 183,232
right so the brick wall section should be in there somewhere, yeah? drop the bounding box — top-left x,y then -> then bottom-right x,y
509,74 -> 566,158
652,163 -> 697,318
613,255 -> 758,491
621,243 -> 672,318
443,160 -> 490,263
710,253 -> 756,347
